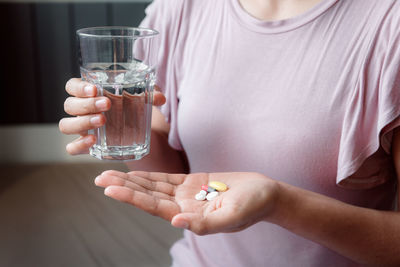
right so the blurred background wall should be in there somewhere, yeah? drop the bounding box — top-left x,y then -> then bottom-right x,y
0,0 -> 152,163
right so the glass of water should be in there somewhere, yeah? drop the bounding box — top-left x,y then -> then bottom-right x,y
77,27 -> 159,161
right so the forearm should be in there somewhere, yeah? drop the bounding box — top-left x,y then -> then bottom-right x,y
268,182 -> 400,265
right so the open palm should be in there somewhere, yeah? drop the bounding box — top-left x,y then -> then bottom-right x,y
95,170 -> 278,235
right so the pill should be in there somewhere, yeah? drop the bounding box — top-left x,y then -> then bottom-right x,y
199,190 -> 207,196
195,192 -> 206,201
201,184 -> 208,191
209,181 -> 228,192
207,187 -> 217,193
206,191 -> 218,201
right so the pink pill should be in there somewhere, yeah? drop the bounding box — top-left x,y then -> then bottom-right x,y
201,184 -> 208,191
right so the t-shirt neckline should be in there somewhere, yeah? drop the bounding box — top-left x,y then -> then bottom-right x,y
228,0 -> 340,34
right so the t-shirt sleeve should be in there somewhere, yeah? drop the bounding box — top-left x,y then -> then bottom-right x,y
336,9 -> 400,188
139,0 -> 185,150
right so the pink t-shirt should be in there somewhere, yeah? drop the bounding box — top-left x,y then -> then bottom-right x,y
140,0 -> 400,266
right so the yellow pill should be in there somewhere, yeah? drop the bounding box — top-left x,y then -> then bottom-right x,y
209,181 -> 228,192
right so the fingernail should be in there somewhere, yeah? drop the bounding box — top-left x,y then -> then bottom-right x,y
94,176 -> 101,185
104,187 -> 113,196
174,220 -> 189,229
81,135 -> 94,145
95,99 -> 107,110
76,136 -> 91,146
87,135 -> 96,145
84,85 -> 95,96
90,116 -> 101,126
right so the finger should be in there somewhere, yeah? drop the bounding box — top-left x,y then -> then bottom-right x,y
64,96 -> 111,116
153,91 -> 166,106
127,172 -> 177,196
66,78 -> 97,97
104,186 -> 180,221
65,135 -> 96,155
59,114 -> 106,134
95,173 -> 174,200
100,170 -> 129,179
105,170 -> 178,196
129,171 -> 186,186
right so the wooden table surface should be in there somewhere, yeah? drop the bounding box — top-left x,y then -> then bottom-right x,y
0,163 -> 183,267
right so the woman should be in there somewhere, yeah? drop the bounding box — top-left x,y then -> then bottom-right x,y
59,0 -> 400,265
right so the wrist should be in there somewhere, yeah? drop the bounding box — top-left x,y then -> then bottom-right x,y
263,180 -> 296,227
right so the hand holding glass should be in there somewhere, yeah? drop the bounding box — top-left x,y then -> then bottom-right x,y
77,27 -> 159,161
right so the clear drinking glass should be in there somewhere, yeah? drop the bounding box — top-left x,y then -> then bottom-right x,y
77,27 -> 159,161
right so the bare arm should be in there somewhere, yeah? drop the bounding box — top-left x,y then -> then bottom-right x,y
268,128 -> 400,265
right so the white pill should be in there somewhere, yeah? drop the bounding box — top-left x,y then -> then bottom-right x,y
195,192 -> 206,201
206,191 -> 219,201
199,190 -> 207,196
